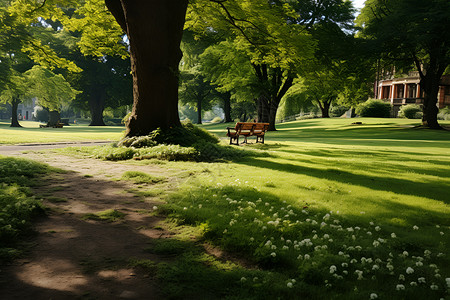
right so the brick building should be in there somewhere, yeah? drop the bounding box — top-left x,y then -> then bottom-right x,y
376,72 -> 450,116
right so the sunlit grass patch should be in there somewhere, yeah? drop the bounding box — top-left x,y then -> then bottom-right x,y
0,122 -> 123,144
82,209 -> 126,222
121,171 -> 165,184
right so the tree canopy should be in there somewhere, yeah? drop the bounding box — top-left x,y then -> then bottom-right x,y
357,0 -> 450,128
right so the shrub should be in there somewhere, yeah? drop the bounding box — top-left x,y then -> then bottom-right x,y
33,106 -> 48,122
437,106 -> 450,120
356,99 -> 391,118
330,106 -> 350,117
210,116 -> 223,123
398,104 -> 422,119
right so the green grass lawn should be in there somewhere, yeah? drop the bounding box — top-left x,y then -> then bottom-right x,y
154,118 -> 450,299
3,117 -> 450,299
0,120 -> 124,144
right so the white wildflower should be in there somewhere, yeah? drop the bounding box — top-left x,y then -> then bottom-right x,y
406,267 -> 414,274
430,284 -> 438,290
370,293 -> 378,299
418,277 -> 426,283
355,270 -> 364,280
391,233 -> 397,238
399,274 -> 405,281
396,284 -> 405,291
413,225 -> 419,230
270,252 -> 276,257
330,265 -> 337,274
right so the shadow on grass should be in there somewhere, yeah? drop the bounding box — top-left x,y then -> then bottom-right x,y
271,147 -> 450,179
236,157 -> 450,204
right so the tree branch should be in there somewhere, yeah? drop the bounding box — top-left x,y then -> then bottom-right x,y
209,0 -> 268,48
105,0 -> 127,33
30,0 -> 47,13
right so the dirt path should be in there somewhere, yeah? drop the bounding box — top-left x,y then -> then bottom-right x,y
1,150 -> 178,299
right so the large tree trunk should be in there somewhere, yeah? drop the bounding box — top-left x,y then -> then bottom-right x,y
268,100 -> 278,131
10,98 -> 22,128
105,0 -> 188,137
257,95 -> 270,123
420,75 -> 441,129
318,99 -> 332,118
89,88 -> 106,126
222,94 -> 232,123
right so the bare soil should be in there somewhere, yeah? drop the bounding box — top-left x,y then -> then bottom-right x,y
0,151 -> 177,299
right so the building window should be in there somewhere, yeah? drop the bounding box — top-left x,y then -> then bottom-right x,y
395,84 -> 404,98
444,86 -> 450,105
407,84 -> 417,98
381,86 -> 390,99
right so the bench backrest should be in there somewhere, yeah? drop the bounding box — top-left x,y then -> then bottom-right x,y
253,123 -> 269,134
235,122 -> 254,134
234,122 -> 269,135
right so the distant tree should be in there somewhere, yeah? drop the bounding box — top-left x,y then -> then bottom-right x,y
0,73 -> 29,127
26,65 -> 79,126
68,55 -> 132,126
179,68 -> 216,124
357,0 -> 450,129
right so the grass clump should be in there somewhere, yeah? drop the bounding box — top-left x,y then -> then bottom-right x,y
91,145 -> 135,161
119,121 -> 219,148
0,156 -> 52,262
121,171 -> 165,184
135,144 -> 198,161
82,209 -> 126,222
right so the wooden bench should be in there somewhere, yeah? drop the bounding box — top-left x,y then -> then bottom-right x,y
226,122 -> 270,145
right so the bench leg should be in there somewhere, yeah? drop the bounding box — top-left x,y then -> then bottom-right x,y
230,136 -> 239,145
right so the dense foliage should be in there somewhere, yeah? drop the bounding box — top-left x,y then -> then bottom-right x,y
0,156 -> 51,262
398,105 -> 422,119
356,99 -> 391,118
